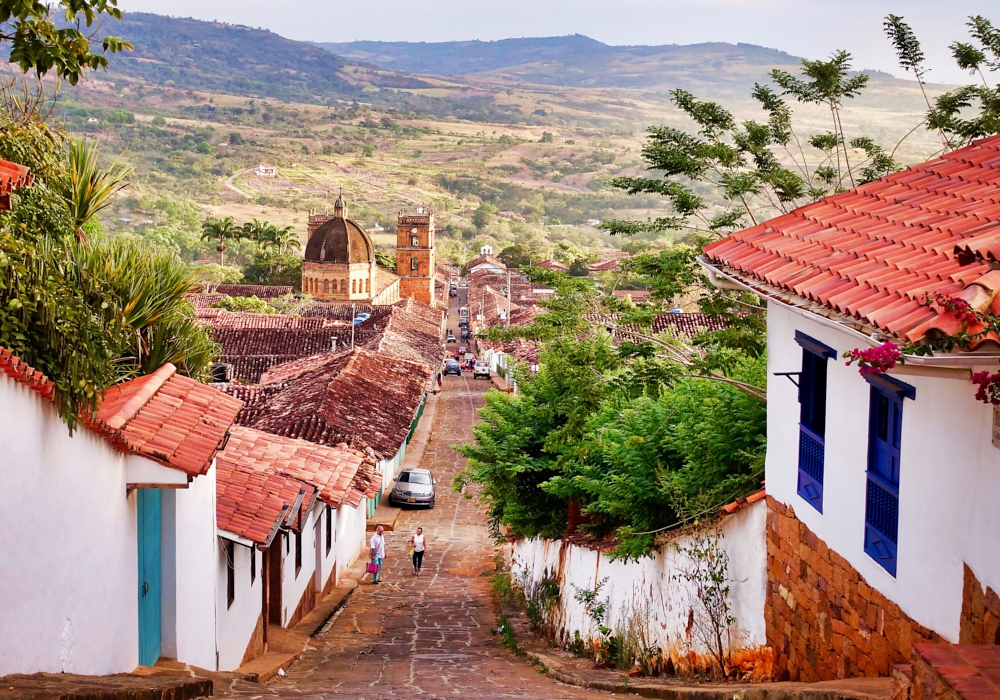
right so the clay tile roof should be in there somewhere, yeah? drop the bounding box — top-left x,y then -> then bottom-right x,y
222,348 -> 428,458
534,259 -> 570,271
0,347 -> 240,476
216,426 -> 378,544
376,266 -> 400,294
193,284 -> 294,299
97,363 -> 243,476
719,488 -> 766,516
702,135 -> 1000,345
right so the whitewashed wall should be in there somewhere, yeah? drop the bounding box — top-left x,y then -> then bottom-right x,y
766,301 -> 1000,642
161,461 -> 219,670
511,500 -> 767,658
215,537 -> 263,671
336,500 -> 368,581
0,374 -> 138,676
280,508 -> 319,627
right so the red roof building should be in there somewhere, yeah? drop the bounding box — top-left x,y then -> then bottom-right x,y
534,259 -> 570,271
702,134 -> 1000,347
0,159 -> 32,210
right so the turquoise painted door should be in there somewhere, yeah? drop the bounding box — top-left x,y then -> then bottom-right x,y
136,489 -> 161,666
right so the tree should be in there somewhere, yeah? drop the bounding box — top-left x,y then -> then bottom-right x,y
243,219 -> 300,255
539,131 -> 554,143
499,243 -> 533,268
200,215 -> 244,266
1,0 -> 132,85
472,201 -> 498,229
73,236 -> 218,378
59,137 -> 132,239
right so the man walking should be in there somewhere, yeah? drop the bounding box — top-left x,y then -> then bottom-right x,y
369,525 -> 386,584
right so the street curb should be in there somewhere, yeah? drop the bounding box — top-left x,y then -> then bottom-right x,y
524,649 -> 890,700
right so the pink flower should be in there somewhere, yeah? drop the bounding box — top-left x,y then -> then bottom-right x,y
971,370 -> 1000,405
843,342 -> 902,375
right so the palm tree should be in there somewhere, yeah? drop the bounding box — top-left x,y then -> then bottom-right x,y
264,225 -> 301,255
73,236 -> 218,379
201,216 -> 243,265
61,138 -> 132,240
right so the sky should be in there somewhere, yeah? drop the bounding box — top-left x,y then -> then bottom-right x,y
120,0 -> 991,84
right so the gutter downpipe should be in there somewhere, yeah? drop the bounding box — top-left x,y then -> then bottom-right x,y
698,256 -> 1000,371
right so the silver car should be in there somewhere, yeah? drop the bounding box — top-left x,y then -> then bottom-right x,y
389,468 -> 436,508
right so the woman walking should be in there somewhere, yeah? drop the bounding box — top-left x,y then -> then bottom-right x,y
370,525 -> 386,584
410,527 -> 426,576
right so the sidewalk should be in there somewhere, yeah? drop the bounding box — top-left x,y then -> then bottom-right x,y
0,668 -> 212,700
368,389 -> 440,532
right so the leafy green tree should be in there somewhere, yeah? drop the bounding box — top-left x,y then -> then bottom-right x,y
539,131 -> 554,143
499,243 -> 533,268
0,110 -> 132,429
190,263 -> 244,286
200,215 -> 244,265
374,249 -> 396,269
241,250 -> 303,289
210,295 -> 275,314
472,201 -> 498,229
59,138 -> 131,239
1,0 -> 132,85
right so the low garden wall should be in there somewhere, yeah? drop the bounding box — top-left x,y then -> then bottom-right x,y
509,498 -> 771,678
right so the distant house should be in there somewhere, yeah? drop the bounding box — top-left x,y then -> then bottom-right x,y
533,259 -> 569,272
702,133 -> 1000,682
589,256 -> 629,273
214,426 -> 377,669
466,247 -> 507,275
254,163 -> 277,177
586,218 -> 601,226
498,210 -> 525,221
612,289 -> 651,303
0,353 -> 242,675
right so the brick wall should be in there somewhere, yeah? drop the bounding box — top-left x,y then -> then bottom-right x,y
958,564 -> 1000,645
765,496 -> 942,680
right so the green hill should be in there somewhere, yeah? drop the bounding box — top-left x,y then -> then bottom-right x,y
312,35 -> 804,90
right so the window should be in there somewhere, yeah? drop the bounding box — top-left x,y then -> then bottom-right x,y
365,278 -> 370,293
251,545 -> 256,584
352,279 -> 356,294
323,279 -> 330,294
863,374 -> 914,576
226,540 -> 235,608
340,279 -> 346,294
294,530 -> 302,576
794,331 -> 835,512
326,505 -> 333,555
411,235 -> 419,247
411,256 -> 419,271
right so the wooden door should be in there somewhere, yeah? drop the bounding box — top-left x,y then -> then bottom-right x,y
267,535 -> 283,626
136,489 -> 161,666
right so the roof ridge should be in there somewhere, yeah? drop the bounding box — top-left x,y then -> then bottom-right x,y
103,363 -> 177,429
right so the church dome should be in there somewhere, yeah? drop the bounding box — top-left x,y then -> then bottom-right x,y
304,196 -> 374,264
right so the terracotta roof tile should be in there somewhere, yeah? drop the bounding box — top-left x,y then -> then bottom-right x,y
703,134 -> 1000,344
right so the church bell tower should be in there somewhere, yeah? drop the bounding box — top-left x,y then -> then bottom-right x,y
395,209 -> 436,305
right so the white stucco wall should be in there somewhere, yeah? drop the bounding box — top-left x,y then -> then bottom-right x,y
510,500 -> 767,658
336,500 -> 368,581
216,536 -> 263,671
0,374 -> 139,676
281,508 -> 318,626
766,300 -> 1000,642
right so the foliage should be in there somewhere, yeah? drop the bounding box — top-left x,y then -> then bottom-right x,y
73,235 -> 218,379
59,138 -> 132,237
1,0 -> 131,84
375,249 -> 396,269
499,243 -> 534,267
200,215 -> 245,265
602,52 -> 898,241
472,201 -> 498,229
456,271 -> 766,558
210,295 -> 275,314
190,263 -> 244,286
242,219 -> 300,255
843,342 -> 902,376
674,529 -> 736,677
971,370 -> 1000,405
241,250 -> 303,288
0,109 -> 132,429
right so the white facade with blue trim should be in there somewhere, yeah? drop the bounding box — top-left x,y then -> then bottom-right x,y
765,299 -> 1000,642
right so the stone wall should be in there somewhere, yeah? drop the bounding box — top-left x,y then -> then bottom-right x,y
765,496 -> 943,681
958,564 -> 1000,645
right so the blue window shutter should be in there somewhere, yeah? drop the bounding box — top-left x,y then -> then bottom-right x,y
795,336 -> 831,513
864,382 -> 908,577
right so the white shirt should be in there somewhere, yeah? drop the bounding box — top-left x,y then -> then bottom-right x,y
370,533 -> 386,559
412,534 -> 425,552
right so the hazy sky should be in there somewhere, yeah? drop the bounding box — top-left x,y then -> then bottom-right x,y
119,0 -> 991,84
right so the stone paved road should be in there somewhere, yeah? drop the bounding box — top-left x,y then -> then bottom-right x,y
245,374 -> 605,698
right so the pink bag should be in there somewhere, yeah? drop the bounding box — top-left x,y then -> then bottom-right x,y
366,562 -> 379,574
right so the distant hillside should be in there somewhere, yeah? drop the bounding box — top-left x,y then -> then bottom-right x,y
91,13 -> 361,102
313,35 -> 804,89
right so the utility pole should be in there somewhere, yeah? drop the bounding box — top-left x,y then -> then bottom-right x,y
351,303 -> 356,350
506,270 -> 511,326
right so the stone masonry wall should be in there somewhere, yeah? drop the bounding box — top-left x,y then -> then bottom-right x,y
958,564 -> 1000,645
765,496 -> 943,681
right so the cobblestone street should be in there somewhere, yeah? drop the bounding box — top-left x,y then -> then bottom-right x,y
242,373 -> 603,698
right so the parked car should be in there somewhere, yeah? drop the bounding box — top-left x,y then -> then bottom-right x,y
457,345 -> 467,357
442,359 -> 462,376
473,361 -> 490,380
460,281 -> 469,288
446,333 -> 456,343
389,468 -> 436,508
449,289 -> 457,298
